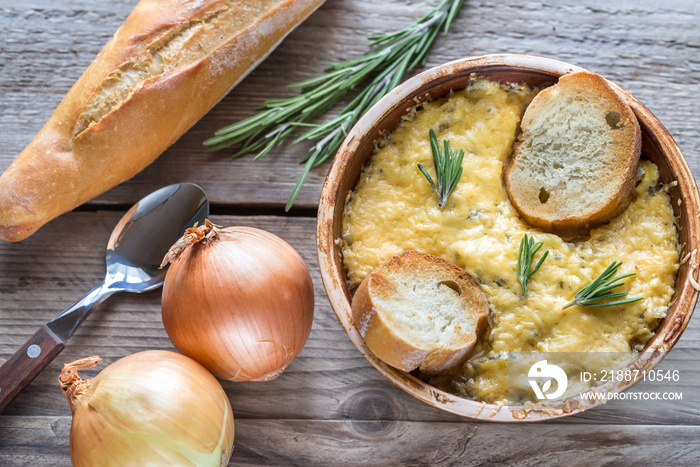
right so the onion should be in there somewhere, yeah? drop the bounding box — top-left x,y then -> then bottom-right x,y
60,351 -> 234,467
160,220 -> 314,382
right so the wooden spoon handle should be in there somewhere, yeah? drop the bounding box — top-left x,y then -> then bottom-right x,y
0,325 -> 65,412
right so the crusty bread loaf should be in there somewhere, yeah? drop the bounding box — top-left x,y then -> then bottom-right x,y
351,250 -> 489,374
503,71 -> 641,234
0,0 -> 325,242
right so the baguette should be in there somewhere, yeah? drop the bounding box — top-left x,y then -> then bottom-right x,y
0,0 -> 325,242
351,251 -> 489,374
503,71 -> 641,234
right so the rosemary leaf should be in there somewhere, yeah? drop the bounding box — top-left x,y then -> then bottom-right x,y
562,261 -> 643,310
517,234 -> 549,295
203,0 -> 466,210
418,129 -> 464,208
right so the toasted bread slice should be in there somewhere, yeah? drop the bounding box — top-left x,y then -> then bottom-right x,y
351,250 -> 489,374
504,71 -> 641,234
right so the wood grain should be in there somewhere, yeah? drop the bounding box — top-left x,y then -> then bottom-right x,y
0,325 -> 64,412
0,0 -> 699,211
2,416 -> 700,466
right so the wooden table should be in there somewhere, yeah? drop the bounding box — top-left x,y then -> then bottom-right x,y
1,0 -> 700,464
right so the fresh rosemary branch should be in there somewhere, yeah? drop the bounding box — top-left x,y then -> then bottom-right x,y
562,261 -> 642,310
418,129 -> 464,208
203,0 -> 465,211
517,234 -> 549,295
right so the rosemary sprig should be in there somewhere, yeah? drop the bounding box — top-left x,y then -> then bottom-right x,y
562,261 -> 643,310
418,129 -> 464,208
203,0 -> 465,210
517,234 -> 549,295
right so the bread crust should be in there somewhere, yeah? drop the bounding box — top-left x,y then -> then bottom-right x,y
503,71 -> 641,235
351,250 -> 489,374
0,0 -> 325,241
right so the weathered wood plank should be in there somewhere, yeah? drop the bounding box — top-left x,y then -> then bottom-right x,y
231,422 -> 700,466
2,0 -> 700,463
1,0 -> 699,210
0,211 -> 698,426
2,416 -> 700,466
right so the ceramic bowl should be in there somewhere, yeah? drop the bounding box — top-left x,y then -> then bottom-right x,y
317,54 -> 700,421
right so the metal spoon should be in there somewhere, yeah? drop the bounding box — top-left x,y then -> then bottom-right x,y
0,183 -> 209,412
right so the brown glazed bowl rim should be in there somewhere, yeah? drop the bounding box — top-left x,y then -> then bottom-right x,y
316,54 -> 700,421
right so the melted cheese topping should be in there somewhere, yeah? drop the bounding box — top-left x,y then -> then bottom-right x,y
341,79 -> 679,404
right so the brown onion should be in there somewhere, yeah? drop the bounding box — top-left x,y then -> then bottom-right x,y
60,351 -> 234,467
160,220 -> 314,381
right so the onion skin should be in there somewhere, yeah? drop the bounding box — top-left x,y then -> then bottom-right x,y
161,223 -> 315,382
60,351 -> 235,467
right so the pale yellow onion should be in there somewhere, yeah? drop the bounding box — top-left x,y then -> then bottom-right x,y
161,220 -> 314,381
60,351 -> 234,467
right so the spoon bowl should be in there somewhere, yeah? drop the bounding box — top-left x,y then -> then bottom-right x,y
0,183 -> 209,412
105,183 -> 209,293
